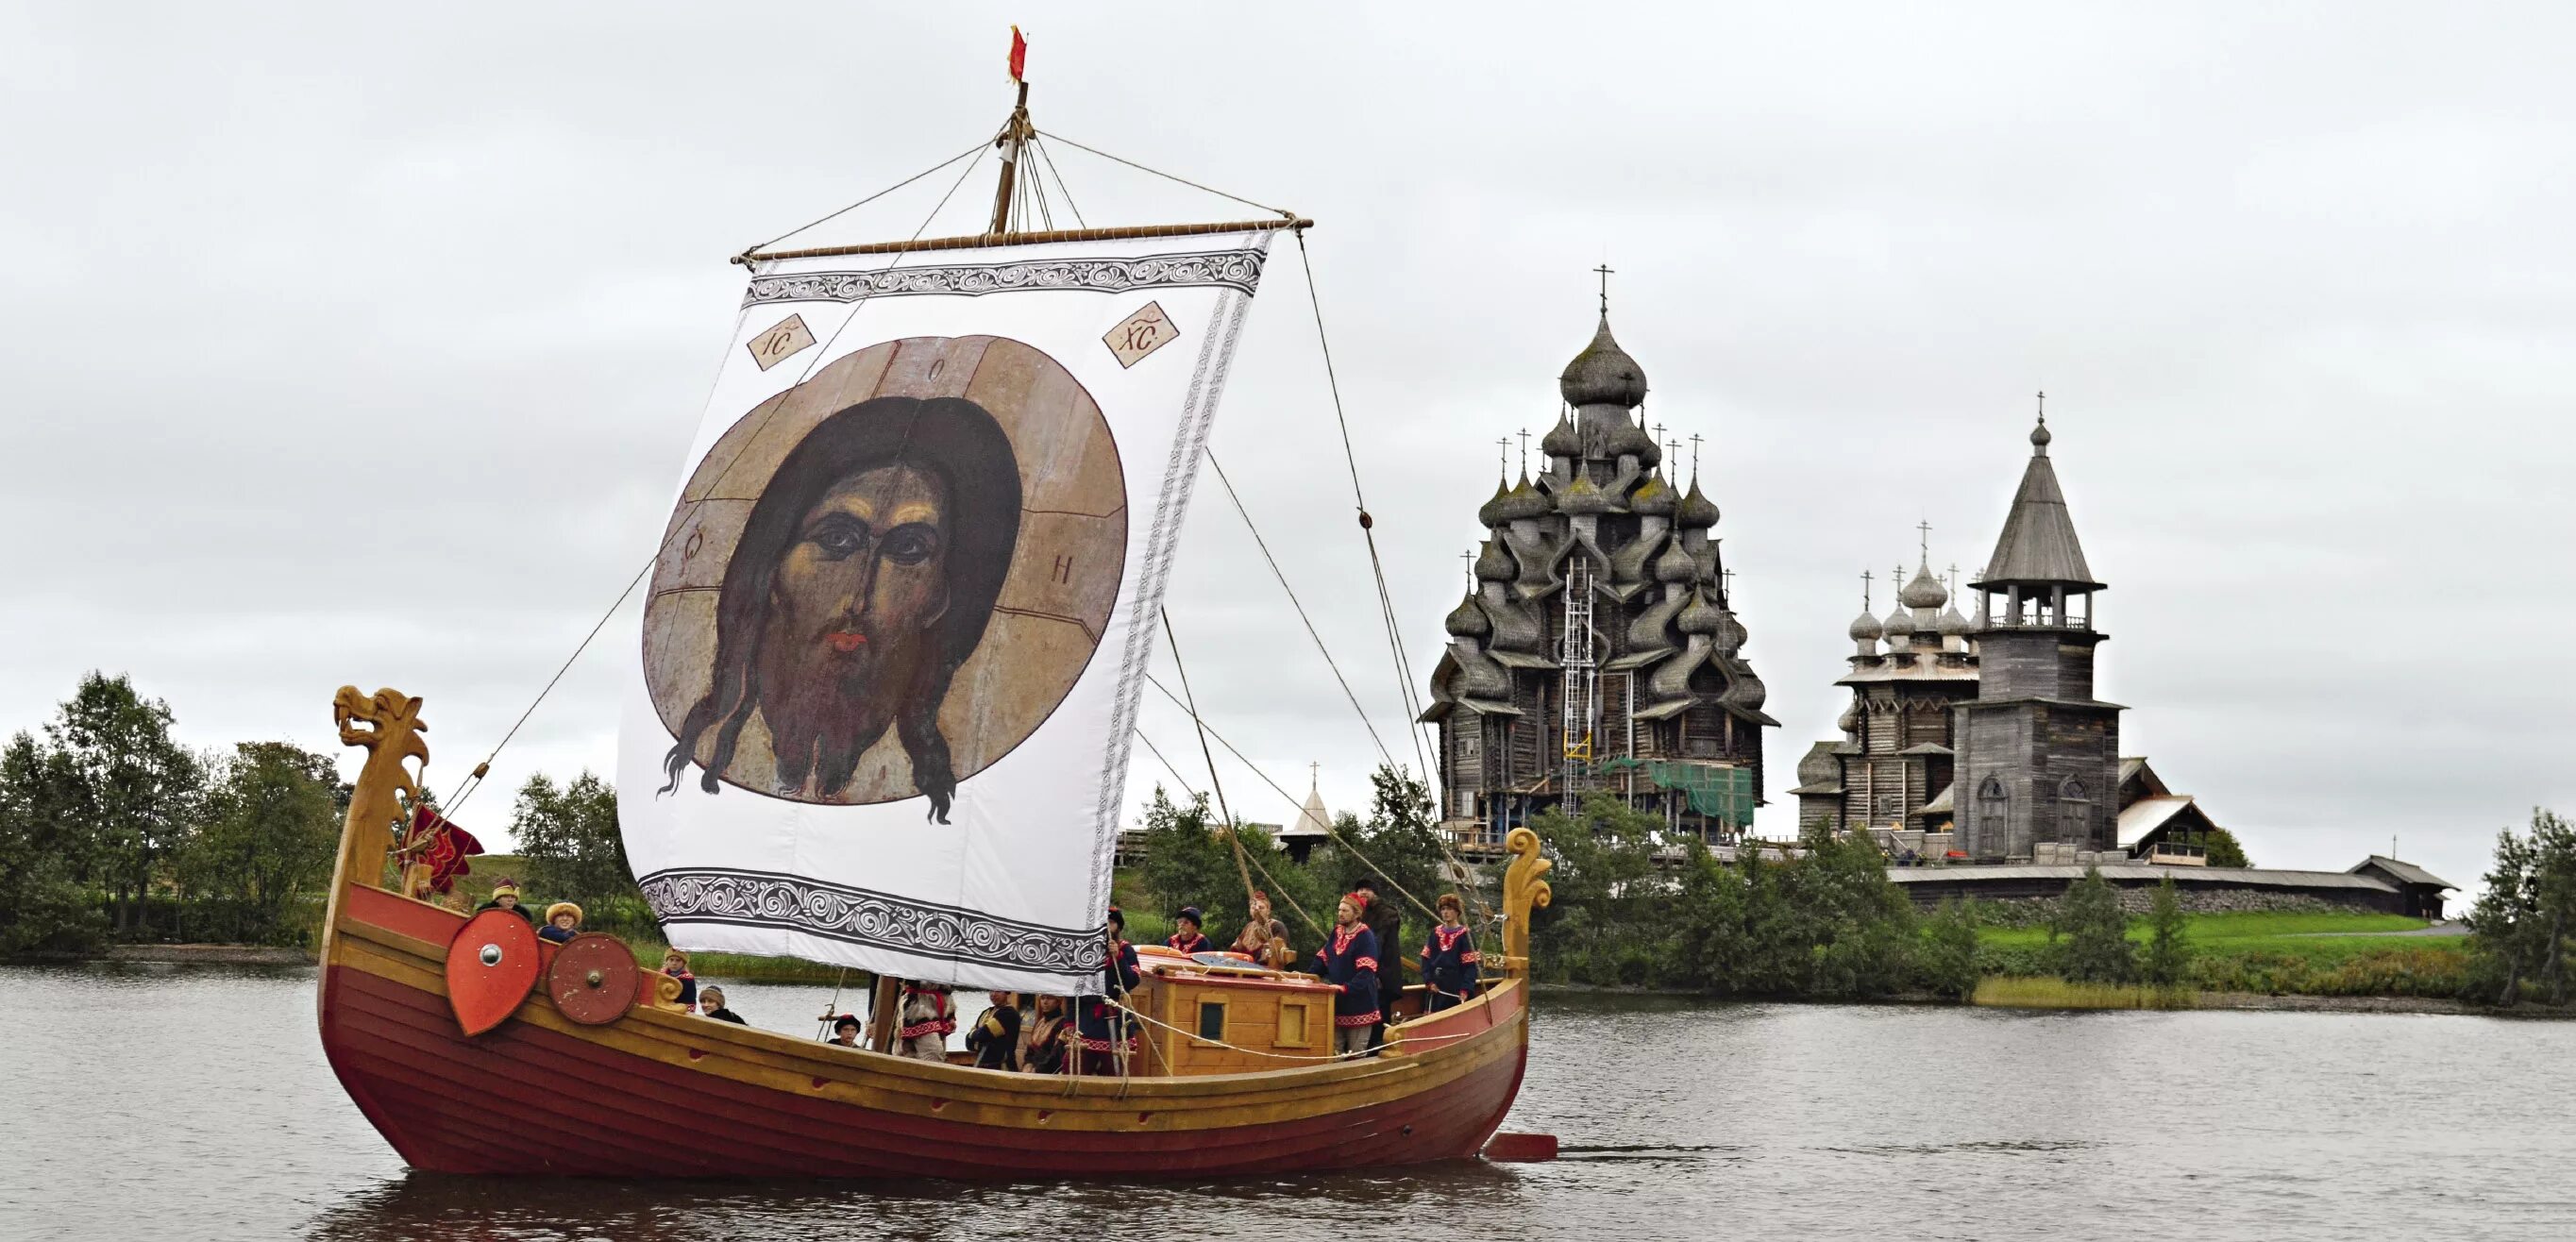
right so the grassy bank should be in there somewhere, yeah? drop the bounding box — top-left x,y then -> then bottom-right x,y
1974,910 -> 2473,999
1974,977 -> 2198,1009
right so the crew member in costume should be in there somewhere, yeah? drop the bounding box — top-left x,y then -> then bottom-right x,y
538,901 -> 582,944
1231,890 -> 1293,970
660,948 -> 699,1012
1167,907 -> 1212,955
474,878 -> 533,923
1074,908 -> 1143,1075
1314,894 -> 1382,1056
825,1014 -> 862,1048
1353,877 -> 1402,1041
1421,893 -> 1481,1012
966,990 -> 1021,1070
1022,994 -> 1069,1074
897,982 -> 956,1062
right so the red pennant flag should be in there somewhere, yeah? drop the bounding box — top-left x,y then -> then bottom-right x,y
1008,25 -> 1028,83
408,804 -> 485,896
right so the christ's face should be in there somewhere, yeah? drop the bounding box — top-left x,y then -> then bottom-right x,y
757,463 -> 953,792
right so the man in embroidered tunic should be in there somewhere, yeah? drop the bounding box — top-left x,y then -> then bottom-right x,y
896,982 -> 955,1062
1167,906 -> 1212,955
1314,894 -> 1382,1056
1421,893 -> 1482,1012
1074,908 -> 1143,1075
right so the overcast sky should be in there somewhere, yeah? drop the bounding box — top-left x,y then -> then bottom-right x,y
6,4 -> 2570,899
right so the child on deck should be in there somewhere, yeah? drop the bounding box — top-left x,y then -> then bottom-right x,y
661,949 -> 699,1013
538,902 -> 582,945
697,985 -> 746,1024
897,982 -> 955,1062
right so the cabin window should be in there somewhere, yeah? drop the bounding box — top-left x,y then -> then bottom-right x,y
1196,1000 -> 1227,1042
1277,999 -> 1316,1049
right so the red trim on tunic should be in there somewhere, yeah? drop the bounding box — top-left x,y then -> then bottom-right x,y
1073,1033 -> 1140,1053
1334,1011 -> 1381,1028
1354,956 -> 1377,972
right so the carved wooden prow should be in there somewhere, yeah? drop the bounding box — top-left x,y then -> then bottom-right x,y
1499,827 -> 1553,979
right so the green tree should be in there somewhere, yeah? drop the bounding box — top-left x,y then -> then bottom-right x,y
2467,809 -> 2576,1006
0,730 -> 107,953
1339,766 -> 1452,917
179,742 -> 341,945
2049,865 -> 2135,984
45,673 -> 205,936
2198,827 -> 2250,868
1133,786 -> 1246,935
1669,845 -> 1751,991
1531,795 -> 1672,985
1776,823 -> 1919,998
511,771 -> 636,916
1915,898 -> 1981,1000
2139,876 -> 2192,987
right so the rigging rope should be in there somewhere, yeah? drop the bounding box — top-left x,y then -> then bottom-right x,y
1035,129 -> 1295,219
1158,610 -> 1260,914
742,137 -> 996,257
441,143 -> 995,817
1203,448 -> 1395,769
1139,672 -> 1444,928
1028,134 -> 1087,229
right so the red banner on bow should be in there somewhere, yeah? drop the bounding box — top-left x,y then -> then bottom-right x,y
407,805 -> 484,895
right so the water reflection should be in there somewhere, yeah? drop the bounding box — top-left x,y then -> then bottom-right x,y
7,966 -> 2571,1242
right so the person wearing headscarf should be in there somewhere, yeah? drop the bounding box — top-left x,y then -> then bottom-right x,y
537,901 -> 582,945
474,878 -> 533,924
896,982 -> 956,1062
1313,893 -> 1382,1056
1231,890 -> 1293,970
1073,908 -> 1143,1075
1167,907 -> 1212,955
1421,893 -> 1482,1012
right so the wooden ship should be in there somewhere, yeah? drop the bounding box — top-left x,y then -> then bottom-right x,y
313,44 -> 1552,1179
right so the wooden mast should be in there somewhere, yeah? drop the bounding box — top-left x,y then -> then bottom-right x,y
987,79 -> 1033,235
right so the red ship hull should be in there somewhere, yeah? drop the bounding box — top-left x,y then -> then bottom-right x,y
318,883 -> 1529,1179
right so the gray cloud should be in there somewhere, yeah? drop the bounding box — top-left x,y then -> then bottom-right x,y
6,4 -> 2568,900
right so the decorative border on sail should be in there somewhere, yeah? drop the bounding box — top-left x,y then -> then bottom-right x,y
638,868 -> 1104,978
743,250 -> 1269,308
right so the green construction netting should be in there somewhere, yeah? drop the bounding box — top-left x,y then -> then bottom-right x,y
1591,758 -> 1757,827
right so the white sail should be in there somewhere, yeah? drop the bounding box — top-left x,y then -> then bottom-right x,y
617,229 -> 1278,993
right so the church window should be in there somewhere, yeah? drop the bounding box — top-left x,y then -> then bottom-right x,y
2057,777 -> 2091,841
1977,775 -> 2008,821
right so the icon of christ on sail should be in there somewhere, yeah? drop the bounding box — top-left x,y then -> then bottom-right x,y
644,335 -> 1126,819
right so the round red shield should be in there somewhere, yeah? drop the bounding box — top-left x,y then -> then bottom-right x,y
546,932 -> 641,1026
445,909 -> 541,1036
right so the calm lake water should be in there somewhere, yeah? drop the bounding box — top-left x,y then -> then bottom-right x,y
2,964 -> 2568,1241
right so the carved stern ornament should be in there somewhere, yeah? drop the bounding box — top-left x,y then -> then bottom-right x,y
1500,827 -> 1554,978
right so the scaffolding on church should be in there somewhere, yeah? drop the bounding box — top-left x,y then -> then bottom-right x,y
1591,757 -> 1759,831
1559,556 -> 1598,799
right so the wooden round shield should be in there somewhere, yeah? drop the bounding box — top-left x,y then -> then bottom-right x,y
545,932 -> 641,1026
445,909 -> 541,1037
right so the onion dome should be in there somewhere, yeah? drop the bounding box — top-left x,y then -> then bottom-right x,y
1558,315 -> 1649,409
1838,703 -> 1862,735
1473,537 -> 1515,581
1541,412 -> 1582,461
1654,538 -> 1698,583
1606,416 -> 1659,463
1847,608 -> 1884,643
1555,473 -> 1614,515
1720,611 -> 1750,654
1899,562 -> 1947,610
1721,669 -> 1768,712
1676,588 -> 1724,636
1475,479 -> 1515,528
1937,603 -> 1971,638
1444,592 -> 1490,639
2031,414 -> 2052,453
1629,472 -> 1676,517
1490,475 -> 1552,522
1881,604 -> 1916,640
1675,479 -> 1720,530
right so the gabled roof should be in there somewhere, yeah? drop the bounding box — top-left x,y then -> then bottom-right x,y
1920,782 -> 1956,814
2116,796 -> 2210,849
1973,423 -> 2103,590
2349,855 -> 2456,891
